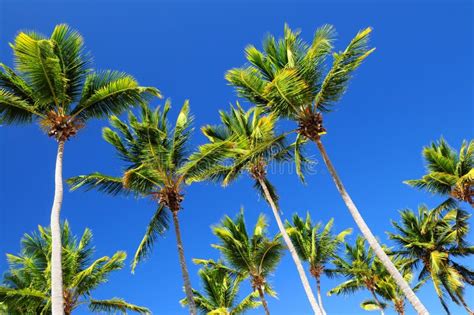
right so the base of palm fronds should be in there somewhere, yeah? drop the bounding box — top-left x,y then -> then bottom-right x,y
297,112 -> 326,140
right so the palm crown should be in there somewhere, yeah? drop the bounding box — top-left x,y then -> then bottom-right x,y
212,211 -> 283,296
388,205 -> 474,313
405,138 -> 473,207
226,24 -> 374,139
183,103 -> 304,200
286,214 -> 352,278
328,236 -> 386,296
181,263 -> 261,315
0,24 -> 159,140
0,222 -> 150,314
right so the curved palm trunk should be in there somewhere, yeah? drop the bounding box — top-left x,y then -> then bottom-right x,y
256,286 -> 271,315
171,210 -> 197,315
369,288 -> 385,315
51,140 -> 65,315
314,138 -> 429,315
315,275 -> 327,315
258,177 -> 323,315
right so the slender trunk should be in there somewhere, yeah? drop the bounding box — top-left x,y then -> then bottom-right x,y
394,300 -> 405,315
258,177 -> 323,315
51,141 -> 65,315
315,275 -> 327,315
314,138 -> 429,315
256,285 -> 271,315
171,210 -> 197,315
369,288 -> 385,315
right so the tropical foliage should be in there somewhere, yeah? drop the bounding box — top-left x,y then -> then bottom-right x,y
0,222 -> 150,314
0,23 -> 159,313
207,210 -> 284,315
224,23 -> 428,314
67,100 -> 200,313
328,236 -> 418,315
1,21 -> 473,315
181,262 -> 261,315
286,214 -> 352,314
389,205 -> 474,314
405,138 -> 474,207
183,104 -> 323,314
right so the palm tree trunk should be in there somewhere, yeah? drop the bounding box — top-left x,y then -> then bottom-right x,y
171,210 -> 197,315
315,275 -> 327,315
394,300 -> 405,315
51,140 -> 65,315
258,177 -> 323,315
369,288 -> 385,315
313,137 -> 429,315
256,286 -> 271,315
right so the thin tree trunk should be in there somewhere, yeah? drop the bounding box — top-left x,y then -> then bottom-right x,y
369,288 -> 385,315
256,285 -> 271,315
171,210 -> 197,315
314,138 -> 429,315
258,177 -> 323,315
51,140 -> 65,315
394,300 -> 405,315
315,275 -> 327,315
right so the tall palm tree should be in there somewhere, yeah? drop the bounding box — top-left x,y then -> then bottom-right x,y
405,138 -> 473,207
0,222 -> 150,315
182,104 -> 323,315
285,214 -> 352,315
67,101 -> 199,314
208,211 -> 284,315
0,24 -> 159,314
389,205 -> 474,314
225,24 -> 428,314
180,262 -> 261,314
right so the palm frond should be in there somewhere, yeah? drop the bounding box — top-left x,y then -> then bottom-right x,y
131,204 -> 170,272
314,27 -> 375,111
50,24 -> 90,104
12,31 -> 67,107
67,172 -> 128,196
72,70 -> 160,120
88,298 -> 151,314
0,89 -> 42,123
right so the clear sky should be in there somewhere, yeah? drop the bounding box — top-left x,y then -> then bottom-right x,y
0,0 -> 473,314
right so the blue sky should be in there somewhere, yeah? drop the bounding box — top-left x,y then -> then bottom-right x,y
0,0 -> 473,314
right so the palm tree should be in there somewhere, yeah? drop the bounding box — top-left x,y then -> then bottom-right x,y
362,254 -> 424,315
0,24 -> 159,314
389,205 -> 474,314
225,24 -> 428,314
0,222 -> 150,314
180,262 -> 261,314
285,214 -> 352,315
209,211 -> 284,315
182,104 -> 323,314
67,101 -> 199,314
405,138 -> 473,207
328,236 -> 389,315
